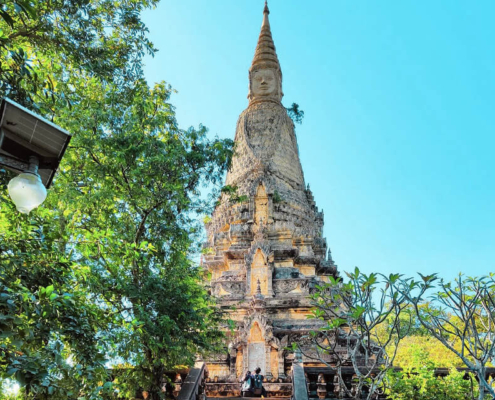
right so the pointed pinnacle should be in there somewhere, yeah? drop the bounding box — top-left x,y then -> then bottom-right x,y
264,0 -> 269,14
251,0 -> 279,72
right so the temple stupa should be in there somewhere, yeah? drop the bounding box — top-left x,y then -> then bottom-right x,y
201,2 -> 339,395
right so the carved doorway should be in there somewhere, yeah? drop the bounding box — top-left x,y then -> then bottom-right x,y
248,322 -> 266,375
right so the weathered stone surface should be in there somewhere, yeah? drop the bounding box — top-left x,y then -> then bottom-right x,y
202,3 -> 339,394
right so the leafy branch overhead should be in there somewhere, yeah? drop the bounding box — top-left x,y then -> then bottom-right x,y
0,0 -> 158,111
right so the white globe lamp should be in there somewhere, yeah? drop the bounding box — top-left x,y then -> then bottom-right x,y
7,157 -> 47,214
1,98 -> 72,214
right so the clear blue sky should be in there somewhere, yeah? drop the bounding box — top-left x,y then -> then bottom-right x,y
141,1 -> 494,281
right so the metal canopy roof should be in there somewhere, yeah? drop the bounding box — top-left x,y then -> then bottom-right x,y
0,98 -> 72,188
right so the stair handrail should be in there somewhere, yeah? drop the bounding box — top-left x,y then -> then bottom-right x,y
177,361 -> 208,400
292,350 -> 309,400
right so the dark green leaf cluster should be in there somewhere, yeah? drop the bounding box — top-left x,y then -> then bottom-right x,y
220,185 -> 249,205
286,102 -> 304,125
0,205 -> 111,399
1,74 -> 234,398
0,0 -> 158,110
1,77 -> 233,399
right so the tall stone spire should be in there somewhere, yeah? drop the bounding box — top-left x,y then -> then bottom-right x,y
248,1 -> 283,106
201,2 -> 339,389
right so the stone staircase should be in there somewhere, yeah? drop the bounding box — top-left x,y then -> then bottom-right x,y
208,398 -> 290,400
205,382 -> 292,399
175,359 -> 308,400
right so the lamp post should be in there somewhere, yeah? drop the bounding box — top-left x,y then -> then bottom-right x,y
0,98 -> 71,213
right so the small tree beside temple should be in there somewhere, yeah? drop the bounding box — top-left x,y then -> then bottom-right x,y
298,269 -> 416,400
302,270 -> 495,399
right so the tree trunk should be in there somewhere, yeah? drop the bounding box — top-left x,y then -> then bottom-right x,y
478,383 -> 484,400
149,364 -> 165,400
477,367 -> 495,400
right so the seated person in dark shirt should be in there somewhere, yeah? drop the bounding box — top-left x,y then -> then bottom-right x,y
252,367 -> 267,397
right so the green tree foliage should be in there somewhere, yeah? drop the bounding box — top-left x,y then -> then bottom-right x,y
0,1 -> 234,399
385,347 -> 478,400
55,78 -> 232,399
394,335 -> 465,368
1,79 -> 233,399
304,270 -> 494,399
0,205 -> 111,399
374,304 -> 465,368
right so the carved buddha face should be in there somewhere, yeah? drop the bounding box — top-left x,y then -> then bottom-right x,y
251,69 -> 277,97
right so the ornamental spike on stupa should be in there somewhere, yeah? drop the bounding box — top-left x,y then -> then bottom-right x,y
248,1 -> 283,106
251,1 -> 280,72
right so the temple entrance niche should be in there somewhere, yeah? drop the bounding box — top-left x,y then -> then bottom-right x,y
248,322 -> 266,375
254,183 -> 269,226
250,249 -> 268,295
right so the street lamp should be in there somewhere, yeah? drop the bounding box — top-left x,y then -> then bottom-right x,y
0,98 -> 71,213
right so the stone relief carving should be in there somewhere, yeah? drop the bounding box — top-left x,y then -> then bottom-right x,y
219,282 -> 245,295
273,279 -> 309,295
248,342 -> 266,375
273,279 -> 298,293
245,241 -> 271,266
250,249 -> 268,295
251,69 -> 278,98
217,271 -> 246,282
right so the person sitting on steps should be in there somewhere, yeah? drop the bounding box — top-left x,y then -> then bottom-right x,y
241,370 -> 253,397
253,367 -> 267,398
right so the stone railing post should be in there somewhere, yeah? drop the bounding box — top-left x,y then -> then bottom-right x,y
291,350 -> 309,400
